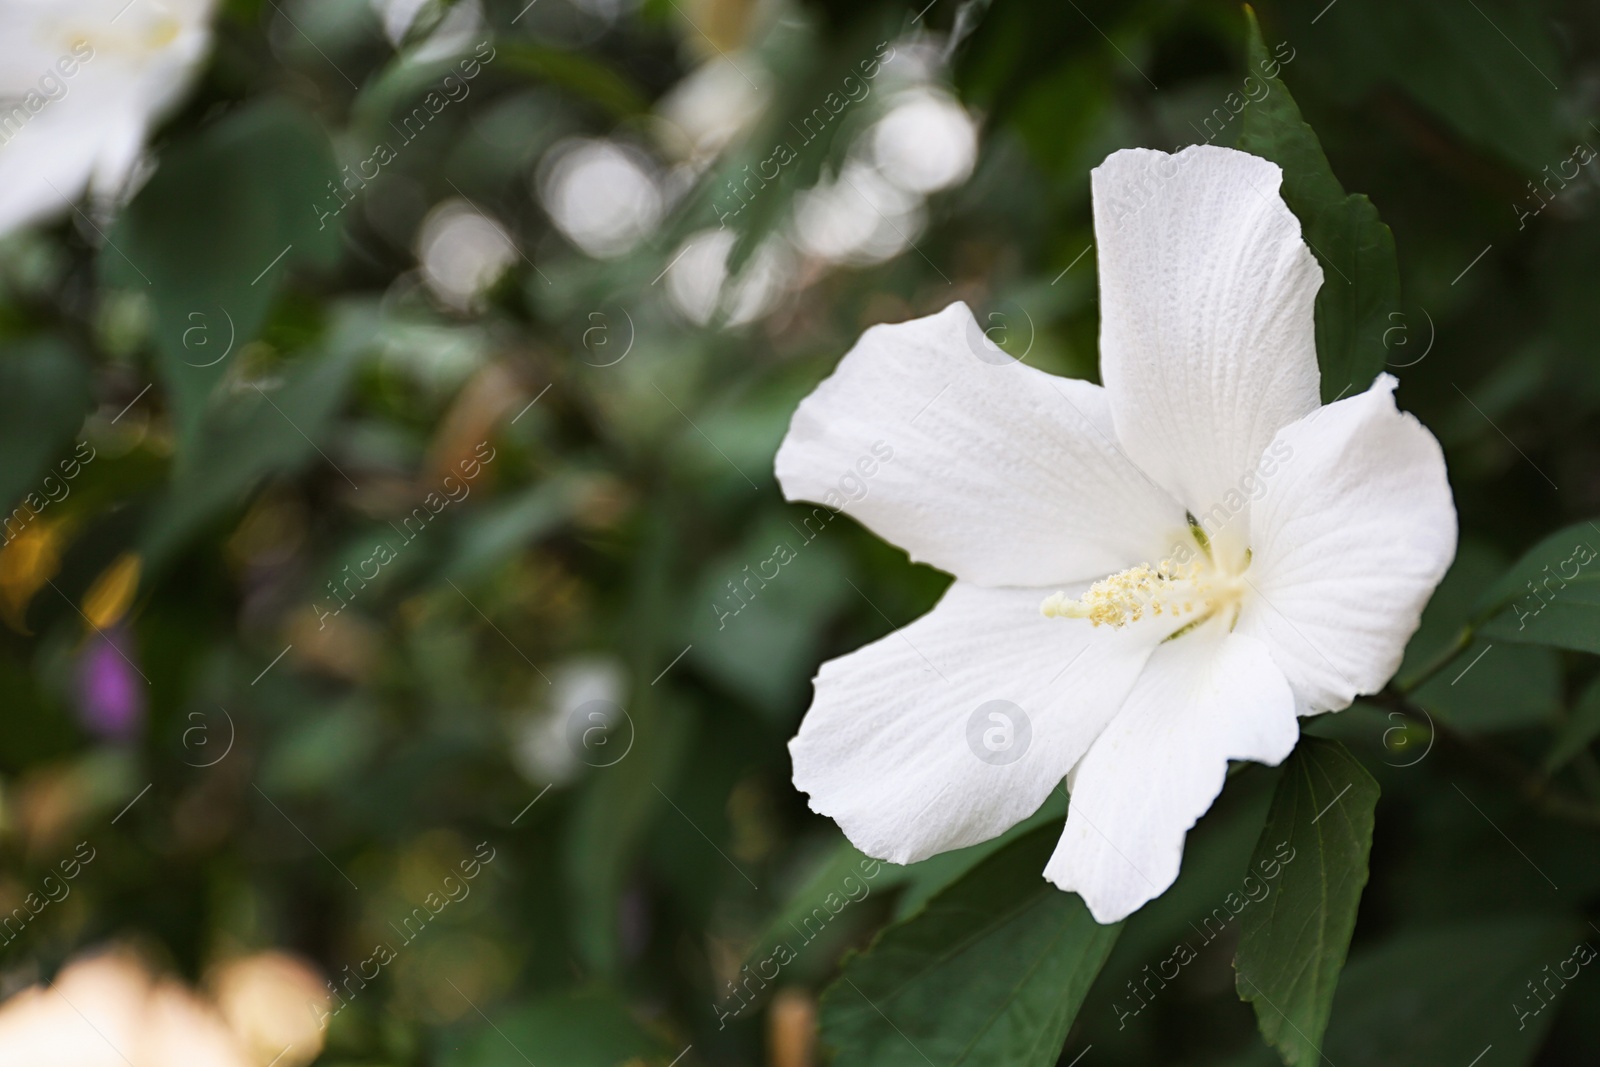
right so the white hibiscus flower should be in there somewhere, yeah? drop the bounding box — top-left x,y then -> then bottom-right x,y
0,0 -> 216,239
775,145 -> 1457,924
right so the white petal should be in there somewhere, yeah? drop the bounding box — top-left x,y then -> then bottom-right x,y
1045,629 -> 1298,923
1237,374 -> 1457,714
0,111 -> 111,237
88,116 -> 150,202
789,581 -> 1159,864
1093,145 -> 1323,560
0,0 -> 215,239
775,301 -> 1185,587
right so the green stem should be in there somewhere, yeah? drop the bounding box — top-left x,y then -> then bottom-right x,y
1395,624 -> 1473,695
1373,687 -> 1600,830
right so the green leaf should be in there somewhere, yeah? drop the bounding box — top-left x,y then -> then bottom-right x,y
565,690 -> 692,975
1481,578 -> 1600,655
1398,541 -> 1504,683
0,336 -> 91,516
1412,636 -> 1560,728
1475,520 -> 1600,654
1544,675 -> 1600,773
1401,543 -> 1559,731
1375,0 -> 1562,174
104,98 -> 341,455
1061,769 -> 1278,1060
1323,917 -> 1585,1067
889,789 -> 1069,920
747,837 -> 912,969
440,475 -> 587,583
440,986 -> 673,1067
1277,0 -> 1563,173
1235,737 -> 1378,1066
1475,518 -> 1600,617
495,43 -> 650,118
1236,7 -> 1400,404
819,822 -> 1119,1067
259,698 -> 378,795
688,513 -> 854,714
137,309 -> 370,572
746,793 -> 1070,973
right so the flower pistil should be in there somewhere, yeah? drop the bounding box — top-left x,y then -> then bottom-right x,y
1041,553 -> 1248,637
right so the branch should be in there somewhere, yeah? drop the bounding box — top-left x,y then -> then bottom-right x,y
1370,687 -> 1600,830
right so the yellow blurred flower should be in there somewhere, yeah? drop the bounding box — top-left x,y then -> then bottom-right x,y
0,518 -> 67,633
82,552 -> 142,630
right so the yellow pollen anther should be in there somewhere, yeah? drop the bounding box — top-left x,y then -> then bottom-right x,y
1040,558 -> 1211,629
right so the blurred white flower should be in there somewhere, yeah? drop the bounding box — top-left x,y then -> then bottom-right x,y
792,160 -> 924,265
0,952 -> 141,1067
370,0 -> 483,61
143,981 -> 255,1066
211,951 -> 330,1067
657,56 -> 767,164
0,0 -> 216,238
870,88 -> 977,194
0,950 -> 249,1066
877,33 -> 942,83
372,0 -> 428,42
538,138 -> 663,259
417,199 -> 518,311
664,228 -> 791,326
511,656 -> 628,785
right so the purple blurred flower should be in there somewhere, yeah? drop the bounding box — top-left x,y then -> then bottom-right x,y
75,627 -> 145,742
